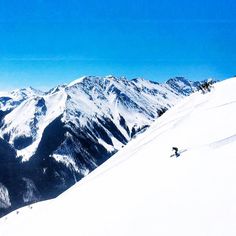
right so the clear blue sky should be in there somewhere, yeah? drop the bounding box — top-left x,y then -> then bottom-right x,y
0,0 -> 236,90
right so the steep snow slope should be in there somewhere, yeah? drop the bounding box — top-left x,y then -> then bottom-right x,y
1,77 -> 235,236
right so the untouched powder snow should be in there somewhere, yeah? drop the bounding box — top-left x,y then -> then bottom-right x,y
1,78 -> 236,236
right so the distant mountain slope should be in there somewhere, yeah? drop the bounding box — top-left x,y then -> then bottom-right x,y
1,77 -> 235,236
166,76 -> 201,95
0,76 -> 199,217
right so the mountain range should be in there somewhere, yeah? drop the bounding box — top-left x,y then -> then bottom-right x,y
0,76 -> 200,217
1,77 -> 235,236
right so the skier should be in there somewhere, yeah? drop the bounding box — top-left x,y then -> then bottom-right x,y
172,147 -> 180,157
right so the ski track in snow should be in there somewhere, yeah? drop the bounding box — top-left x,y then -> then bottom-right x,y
209,134 -> 236,149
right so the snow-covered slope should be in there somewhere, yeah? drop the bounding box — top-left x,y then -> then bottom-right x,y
0,76 -> 198,217
1,77 -> 235,236
0,87 -> 44,112
166,76 -> 202,95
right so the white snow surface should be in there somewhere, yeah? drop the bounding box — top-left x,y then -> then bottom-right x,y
1,78 -> 236,236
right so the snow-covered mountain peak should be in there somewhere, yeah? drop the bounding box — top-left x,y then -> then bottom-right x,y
131,77 -> 146,83
46,84 -> 67,95
166,76 -> 201,96
104,74 -> 116,79
67,76 -> 90,87
0,87 -> 45,113
62,76 -> 183,127
10,86 -> 44,98
167,76 -> 188,83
